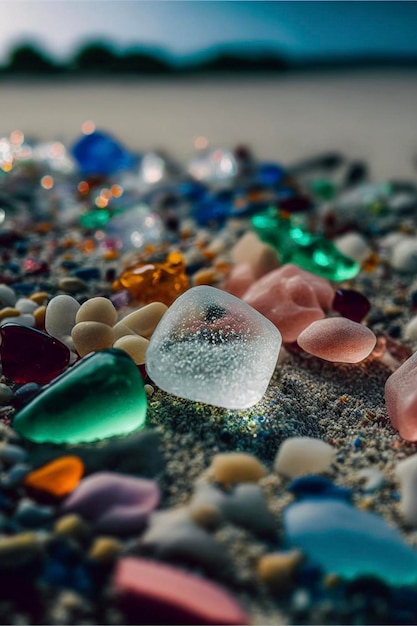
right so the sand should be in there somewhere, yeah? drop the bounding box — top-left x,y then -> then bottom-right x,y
0,70 -> 417,180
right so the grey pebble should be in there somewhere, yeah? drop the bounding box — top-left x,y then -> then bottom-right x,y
0,443 -> 28,466
0,383 -> 14,404
356,468 -> 386,493
1,463 -> 31,488
0,284 -> 17,307
15,498 -> 55,528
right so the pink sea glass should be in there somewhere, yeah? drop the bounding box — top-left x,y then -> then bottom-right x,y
113,557 -> 250,625
222,263 -> 258,298
241,264 -> 334,342
297,317 -> 377,363
385,351 -> 417,441
61,471 -> 160,534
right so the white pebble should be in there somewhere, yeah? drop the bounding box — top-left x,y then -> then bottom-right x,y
15,298 -> 38,314
395,454 -> 417,526
404,316 -> 417,341
334,232 -> 371,264
45,295 -> 80,340
0,285 -> 16,307
391,237 -> 417,272
274,437 -> 335,478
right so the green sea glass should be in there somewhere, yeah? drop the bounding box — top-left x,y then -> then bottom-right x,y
310,179 -> 336,201
251,206 -> 359,282
13,349 -> 147,444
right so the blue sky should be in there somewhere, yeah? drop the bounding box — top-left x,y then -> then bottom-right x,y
0,2 -> 417,63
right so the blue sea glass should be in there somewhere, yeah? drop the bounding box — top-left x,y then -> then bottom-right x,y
71,130 -> 136,175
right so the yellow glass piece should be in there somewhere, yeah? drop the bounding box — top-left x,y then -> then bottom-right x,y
113,251 -> 189,305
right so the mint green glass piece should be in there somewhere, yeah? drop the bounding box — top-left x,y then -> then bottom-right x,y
251,207 -> 360,282
310,179 -> 336,201
80,209 -> 111,229
13,349 -> 147,444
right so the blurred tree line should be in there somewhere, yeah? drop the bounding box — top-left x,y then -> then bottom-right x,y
0,41 -> 289,76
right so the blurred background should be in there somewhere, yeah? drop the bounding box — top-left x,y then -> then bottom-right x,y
0,1 -> 416,179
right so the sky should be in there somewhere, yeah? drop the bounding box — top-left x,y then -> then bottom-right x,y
0,1 -> 417,64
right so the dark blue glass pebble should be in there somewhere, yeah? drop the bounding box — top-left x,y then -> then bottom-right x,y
71,130 -> 136,175
257,162 -> 286,186
73,267 -> 101,281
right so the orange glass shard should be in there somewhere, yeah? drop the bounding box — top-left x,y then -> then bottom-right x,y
113,251 -> 189,305
24,455 -> 84,497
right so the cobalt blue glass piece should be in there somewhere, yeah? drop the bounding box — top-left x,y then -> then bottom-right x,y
288,475 -> 353,502
257,162 -> 286,186
71,130 -> 137,175
177,181 -> 208,202
193,190 -> 233,225
73,267 -> 101,281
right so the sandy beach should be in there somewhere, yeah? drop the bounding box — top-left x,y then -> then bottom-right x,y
0,70 -> 417,180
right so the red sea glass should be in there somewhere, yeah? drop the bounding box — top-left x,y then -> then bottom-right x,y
0,323 -> 70,384
332,288 -> 371,323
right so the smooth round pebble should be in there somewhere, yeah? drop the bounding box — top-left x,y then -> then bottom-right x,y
391,237 -> 417,272
118,302 -> 168,338
75,297 -> 118,326
0,307 -> 20,321
220,483 -> 276,536
45,295 -> 80,340
58,277 -> 88,293
88,536 -> 123,562
257,550 -> 303,590
112,322 -> 136,340
71,321 -> 115,357
405,316 -> 417,341
0,532 -> 46,568
0,313 -> 35,327
395,454 -> 417,526
0,443 -> 27,465
29,291 -> 49,306
189,503 -> 222,530
15,298 -> 39,314
297,317 -> 376,363
334,232 -> 371,264
1,463 -> 31,488
209,452 -> 267,485
0,284 -> 17,308
113,335 -> 149,364
32,304 -> 46,327
54,514 -> 90,540
274,437 -> 335,478
0,383 -> 14,404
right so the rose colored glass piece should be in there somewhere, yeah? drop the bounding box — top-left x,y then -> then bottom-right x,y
332,288 -> 371,323
0,322 -> 70,384
113,557 -> 250,625
222,263 -> 257,298
297,317 -> 377,363
385,352 -> 417,441
242,263 -> 334,343
61,471 -> 160,534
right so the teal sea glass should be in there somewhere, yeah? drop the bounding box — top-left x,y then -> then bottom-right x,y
13,349 -> 147,444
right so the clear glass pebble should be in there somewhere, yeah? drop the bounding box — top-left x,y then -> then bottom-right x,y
146,286 -> 282,409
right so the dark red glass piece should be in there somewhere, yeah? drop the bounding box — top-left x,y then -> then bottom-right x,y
332,289 -> 371,323
0,323 -> 70,384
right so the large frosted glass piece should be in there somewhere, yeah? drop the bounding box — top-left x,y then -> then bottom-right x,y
146,286 -> 282,409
